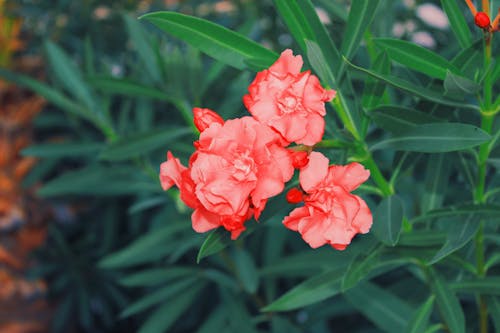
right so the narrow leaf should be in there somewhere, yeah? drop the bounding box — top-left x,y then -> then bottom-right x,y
346,59 -> 479,111
374,38 -> 461,80
339,0 -> 380,78
140,12 -> 277,70
99,127 -> 191,161
451,277 -> 500,295
261,268 -> 344,312
0,68 -> 88,119
421,154 -> 451,213
410,204 -> 500,224
362,51 -> 390,109
99,223 -> 189,269
119,267 -> 198,287
370,105 -> 442,134
45,41 -> 96,111
429,215 -> 479,264
428,269 -> 465,333
137,284 -> 204,333
405,296 -> 435,333
233,249 -> 259,294
344,281 -> 413,333
444,70 -> 480,95
486,296 -> 500,332
370,123 -> 490,153
21,142 -> 102,158
121,278 -> 197,318
440,0 -> 472,49
196,228 -> 231,263
123,14 -> 162,82
372,195 -> 404,246
38,165 -> 159,197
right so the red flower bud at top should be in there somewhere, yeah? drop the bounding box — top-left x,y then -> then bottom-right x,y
475,12 -> 490,29
192,107 -> 224,132
290,150 -> 310,169
286,188 -> 303,204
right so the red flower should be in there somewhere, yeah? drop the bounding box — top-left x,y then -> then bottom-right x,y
243,49 -> 335,146
283,152 -> 372,250
160,112 -> 294,239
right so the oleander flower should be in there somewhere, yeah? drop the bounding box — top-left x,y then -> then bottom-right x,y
243,49 -> 336,146
283,152 -> 372,250
160,112 -> 294,239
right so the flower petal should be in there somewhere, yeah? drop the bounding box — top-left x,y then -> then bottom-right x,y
299,151 -> 329,192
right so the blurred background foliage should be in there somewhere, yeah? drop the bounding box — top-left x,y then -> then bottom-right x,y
0,0 -> 499,332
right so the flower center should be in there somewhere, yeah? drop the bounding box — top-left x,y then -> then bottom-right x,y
232,150 -> 257,181
277,93 -> 302,114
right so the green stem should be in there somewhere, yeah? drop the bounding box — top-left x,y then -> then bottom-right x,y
475,26 -> 494,333
362,150 -> 394,197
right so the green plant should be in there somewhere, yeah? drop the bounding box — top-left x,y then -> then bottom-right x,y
2,0 -> 500,332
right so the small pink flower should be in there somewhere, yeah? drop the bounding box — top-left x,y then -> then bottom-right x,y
283,152 -> 372,250
192,107 -> 224,132
243,49 -> 336,146
160,111 -> 294,239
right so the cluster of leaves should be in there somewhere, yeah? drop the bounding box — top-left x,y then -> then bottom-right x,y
3,0 -> 500,332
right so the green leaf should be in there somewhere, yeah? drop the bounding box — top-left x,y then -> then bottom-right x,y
233,249 -> 259,294
362,52 -> 390,109
99,127 -> 191,161
370,123 -> 491,153
261,268 -> 345,312
21,142 -> 102,158
399,231 -> 447,247
444,70 -> 480,95
372,195 -> 404,246
274,0 -> 341,74
44,41 -> 96,112
196,306 -> 227,333
121,278 -> 197,318
306,40 -> 361,138
339,0 -> 380,77
440,0 -> 472,49
428,269 -> 465,333
451,277 -> 500,295
429,215 -> 479,264
0,68 -> 88,119
486,296 -> 500,332
38,165 -> 159,197
137,283 -> 204,333
123,14 -> 162,82
341,247 -> 382,291
140,12 -> 277,70
88,77 -> 175,101
196,228 -> 231,263
344,281 -> 413,333
99,223 -> 190,269
315,0 -> 348,22
346,59 -> 479,111
410,204 -> 500,224
370,105 -> 442,134
273,0 -> 315,52
373,38 -> 461,80
405,296 -> 435,333
119,267 -> 198,287
421,154 -> 452,212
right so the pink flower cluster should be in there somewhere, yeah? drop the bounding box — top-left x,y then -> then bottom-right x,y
160,49 -> 373,250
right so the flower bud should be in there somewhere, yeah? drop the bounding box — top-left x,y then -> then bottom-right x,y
290,150 -> 309,169
475,12 -> 490,29
286,188 -> 303,204
192,107 -> 224,132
